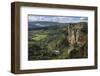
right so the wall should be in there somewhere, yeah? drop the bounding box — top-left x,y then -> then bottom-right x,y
0,0 -> 99,76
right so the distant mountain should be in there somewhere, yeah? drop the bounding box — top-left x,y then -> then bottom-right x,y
28,21 -> 68,29
28,21 -> 87,30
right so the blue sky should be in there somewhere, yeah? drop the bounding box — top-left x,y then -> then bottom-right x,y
28,15 -> 88,23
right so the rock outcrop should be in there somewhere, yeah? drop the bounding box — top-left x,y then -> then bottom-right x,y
66,22 -> 88,58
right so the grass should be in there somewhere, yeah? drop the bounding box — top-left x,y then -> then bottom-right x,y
32,34 -> 48,41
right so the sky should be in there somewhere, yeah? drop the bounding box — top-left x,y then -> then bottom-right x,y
28,15 -> 88,23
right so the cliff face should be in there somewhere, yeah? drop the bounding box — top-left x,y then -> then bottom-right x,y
66,22 -> 88,58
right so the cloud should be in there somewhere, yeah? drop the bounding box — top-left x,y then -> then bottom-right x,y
79,17 -> 88,22
28,15 -> 88,23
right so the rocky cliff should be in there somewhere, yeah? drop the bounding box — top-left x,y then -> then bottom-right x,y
66,22 -> 88,58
